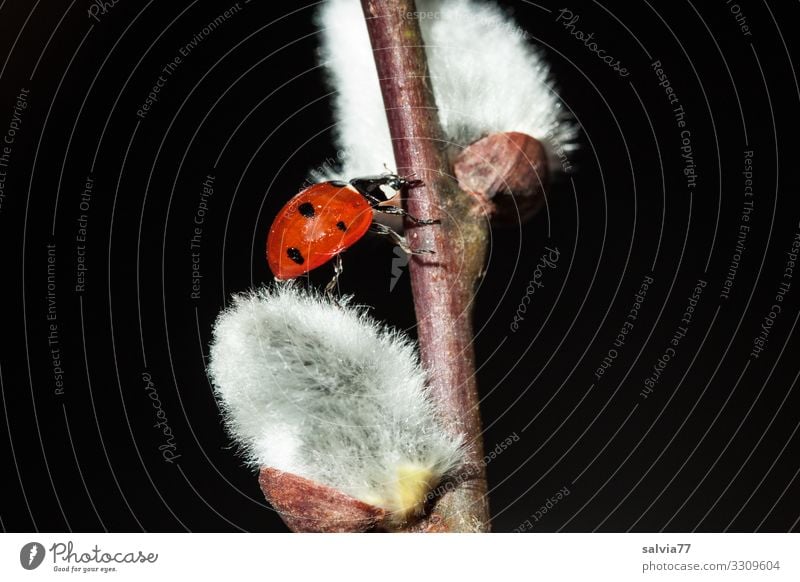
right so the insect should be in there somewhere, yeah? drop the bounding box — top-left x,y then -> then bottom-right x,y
267,173 -> 439,291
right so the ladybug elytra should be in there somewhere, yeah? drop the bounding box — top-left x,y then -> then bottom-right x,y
266,173 -> 439,291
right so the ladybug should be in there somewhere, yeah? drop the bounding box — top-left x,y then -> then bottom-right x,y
266,173 -> 439,291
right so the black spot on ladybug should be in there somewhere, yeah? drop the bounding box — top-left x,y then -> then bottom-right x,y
336,221 -> 347,231
298,202 -> 315,218
286,247 -> 304,264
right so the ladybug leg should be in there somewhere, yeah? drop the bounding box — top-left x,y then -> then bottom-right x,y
324,254 -> 344,294
374,204 -> 440,225
349,174 -> 421,202
369,223 -> 435,255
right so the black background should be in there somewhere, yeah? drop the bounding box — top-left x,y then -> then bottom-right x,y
1,0 -> 799,533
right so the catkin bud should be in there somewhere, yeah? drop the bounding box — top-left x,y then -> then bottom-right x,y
208,284 -> 463,531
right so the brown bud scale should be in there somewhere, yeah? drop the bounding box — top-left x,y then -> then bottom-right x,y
452,131 -> 549,226
259,467 -> 385,533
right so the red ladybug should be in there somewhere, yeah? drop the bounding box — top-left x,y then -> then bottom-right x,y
266,174 -> 439,290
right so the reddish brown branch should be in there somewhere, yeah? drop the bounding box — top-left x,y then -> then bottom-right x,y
361,0 -> 490,532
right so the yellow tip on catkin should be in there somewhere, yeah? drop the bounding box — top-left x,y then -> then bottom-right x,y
359,464 -> 443,523
388,463 -> 440,519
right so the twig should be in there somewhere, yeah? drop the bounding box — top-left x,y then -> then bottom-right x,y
360,0 -> 490,532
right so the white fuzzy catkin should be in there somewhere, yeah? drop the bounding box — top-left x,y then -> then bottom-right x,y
313,0 -> 577,181
208,284 -> 463,514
